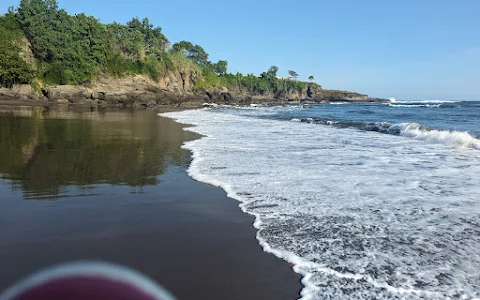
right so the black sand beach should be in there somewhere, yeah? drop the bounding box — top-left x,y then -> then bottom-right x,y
0,106 -> 301,299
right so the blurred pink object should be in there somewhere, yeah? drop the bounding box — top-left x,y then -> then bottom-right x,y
0,261 -> 176,300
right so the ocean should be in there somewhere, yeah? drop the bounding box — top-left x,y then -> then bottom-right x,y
162,100 -> 480,299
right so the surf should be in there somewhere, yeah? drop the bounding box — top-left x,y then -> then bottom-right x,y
161,108 -> 480,299
291,118 -> 480,150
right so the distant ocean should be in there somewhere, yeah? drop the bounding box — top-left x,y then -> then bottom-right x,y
163,100 -> 480,299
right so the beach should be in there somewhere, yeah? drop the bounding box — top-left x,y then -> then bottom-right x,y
0,106 -> 301,299
164,104 -> 480,299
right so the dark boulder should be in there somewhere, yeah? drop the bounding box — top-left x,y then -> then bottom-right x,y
238,96 -> 252,106
221,92 -> 234,103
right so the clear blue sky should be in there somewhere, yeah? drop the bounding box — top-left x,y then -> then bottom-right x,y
2,0 -> 480,100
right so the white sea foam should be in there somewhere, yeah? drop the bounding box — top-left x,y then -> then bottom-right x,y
396,123 -> 480,150
292,118 -> 480,150
388,104 -> 442,108
161,109 -> 480,299
394,100 -> 457,104
387,100 -> 458,108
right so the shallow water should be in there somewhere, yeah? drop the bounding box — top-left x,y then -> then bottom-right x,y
0,106 -> 192,200
164,103 -> 480,299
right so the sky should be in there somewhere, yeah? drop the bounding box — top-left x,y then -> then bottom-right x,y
2,0 -> 480,100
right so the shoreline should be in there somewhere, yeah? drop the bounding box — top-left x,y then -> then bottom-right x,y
160,112 -> 309,298
0,95 -> 390,111
0,106 -> 302,299
1,81 -> 391,109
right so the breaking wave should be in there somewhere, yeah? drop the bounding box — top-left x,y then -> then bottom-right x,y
291,118 -> 480,150
393,100 -> 457,104
386,100 -> 459,109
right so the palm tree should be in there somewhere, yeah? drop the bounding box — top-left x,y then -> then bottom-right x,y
308,75 -> 314,81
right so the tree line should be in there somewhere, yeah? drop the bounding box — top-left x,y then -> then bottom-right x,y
0,0 -> 319,97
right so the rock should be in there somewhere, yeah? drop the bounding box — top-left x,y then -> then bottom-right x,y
104,92 -> 131,104
19,38 -> 35,67
204,91 -> 235,104
45,85 -> 85,102
56,98 -> 70,104
367,97 -> 391,103
0,88 -> 17,98
132,99 -> 157,108
221,92 -> 234,103
82,91 -> 93,99
91,91 -> 105,100
133,101 -> 146,109
306,86 -> 313,98
203,103 -> 219,108
146,100 -> 157,108
12,84 -> 34,96
0,85 -> 46,101
134,91 -> 156,102
180,72 -> 191,91
238,96 -> 252,106
206,91 -> 214,101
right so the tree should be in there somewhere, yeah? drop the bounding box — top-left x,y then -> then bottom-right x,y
107,22 -> 144,60
288,70 -> 299,80
171,40 -> 209,65
16,0 -> 55,61
126,17 -> 168,54
212,60 -> 228,75
308,75 -> 314,81
0,13 -> 33,87
267,65 -> 279,77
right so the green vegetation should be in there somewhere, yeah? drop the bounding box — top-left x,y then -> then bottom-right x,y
1,0 -> 180,86
0,9 -> 33,87
0,0 -> 321,98
12,0 -> 175,84
193,67 -> 316,98
309,75 -> 314,81
172,41 -> 209,66
194,65 -> 320,98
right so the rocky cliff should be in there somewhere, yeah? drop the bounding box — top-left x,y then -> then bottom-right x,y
0,71 -> 389,107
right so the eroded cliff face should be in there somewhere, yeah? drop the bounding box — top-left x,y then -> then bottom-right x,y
40,75 -> 191,106
158,70 -> 193,94
19,38 -> 35,68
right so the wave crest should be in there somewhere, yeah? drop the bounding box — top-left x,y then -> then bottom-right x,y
292,118 -> 480,150
394,100 -> 457,104
398,123 -> 480,150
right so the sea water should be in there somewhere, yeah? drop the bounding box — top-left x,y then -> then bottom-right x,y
162,100 -> 480,299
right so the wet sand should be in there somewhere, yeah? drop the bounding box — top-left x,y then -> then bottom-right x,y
0,106 -> 301,299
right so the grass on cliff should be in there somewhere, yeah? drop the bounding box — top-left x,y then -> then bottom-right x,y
167,51 -> 201,77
